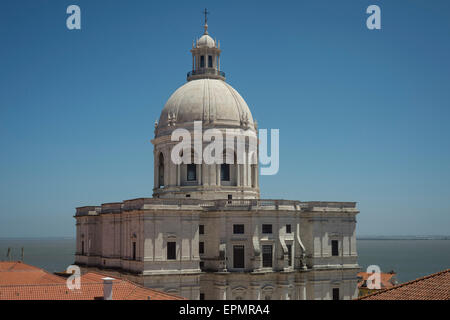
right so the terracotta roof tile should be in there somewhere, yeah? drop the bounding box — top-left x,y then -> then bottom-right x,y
357,272 -> 397,290
359,269 -> 450,300
0,261 -> 66,285
0,262 -> 185,300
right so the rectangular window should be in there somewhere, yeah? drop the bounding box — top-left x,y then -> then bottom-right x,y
81,241 -> 84,255
199,224 -> 204,235
332,240 -> 339,256
262,245 -> 273,268
208,55 -> 213,68
221,164 -> 230,181
262,224 -> 272,234
332,288 -> 340,300
200,293 -> 205,300
233,224 -> 244,234
199,241 -> 204,254
233,245 -> 245,268
286,224 -> 291,233
132,242 -> 136,260
167,242 -> 176,260
187,164 -> 197,181
287,244 -> 292,266
200,55 -> 205,68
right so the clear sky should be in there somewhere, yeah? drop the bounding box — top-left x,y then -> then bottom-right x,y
1,0 -> 449,237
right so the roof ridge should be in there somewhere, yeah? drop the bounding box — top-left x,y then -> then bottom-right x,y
358,268 -> 450,299
118,276 -> 185,299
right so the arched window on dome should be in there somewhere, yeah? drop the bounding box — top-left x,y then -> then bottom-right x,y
187,150 -> 197,181
220,151 -> 232,182
158,153 -> 165,188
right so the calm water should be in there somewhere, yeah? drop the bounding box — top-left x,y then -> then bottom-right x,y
0,238 -> 76,273
1,238 -> 449,283
357,239 -> 450,282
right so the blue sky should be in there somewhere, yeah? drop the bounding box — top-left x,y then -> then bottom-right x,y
0,0 -> 449,237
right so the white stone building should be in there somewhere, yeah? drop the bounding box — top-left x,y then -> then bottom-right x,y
74,17 -> 360,300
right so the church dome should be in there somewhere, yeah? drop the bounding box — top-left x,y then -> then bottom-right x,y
156,79 -> 254,137
197,34 -> 215,48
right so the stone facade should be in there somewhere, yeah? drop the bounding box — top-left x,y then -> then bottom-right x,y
74,18 -> 360,300
75,199 -> 359,300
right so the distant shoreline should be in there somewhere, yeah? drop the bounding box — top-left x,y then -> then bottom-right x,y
0,237 -> 75,241
1,236 -> 449,241
357,236 -> 450,240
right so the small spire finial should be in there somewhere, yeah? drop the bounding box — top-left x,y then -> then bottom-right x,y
203,8 -> 209,34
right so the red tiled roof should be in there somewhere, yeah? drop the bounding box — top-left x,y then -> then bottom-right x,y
0,262 -> 185,300
0,261 -> 66,285
359,269 -> 450,300
357,271 -> 397,290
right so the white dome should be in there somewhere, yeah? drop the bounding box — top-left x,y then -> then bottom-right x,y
156,79 -> 254,137
197,34 -> 215,48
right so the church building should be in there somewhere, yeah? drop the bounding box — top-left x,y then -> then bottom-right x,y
74,14 -> 360,300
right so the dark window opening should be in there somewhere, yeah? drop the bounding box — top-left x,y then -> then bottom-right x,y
286,224 -> 292,233
158,153 -> 164,187
221,164 -> 230,181
208,55 -> 213,68
132,242 -> 136,260
200,293 -> 205,300
332,288 -> 340,300
332,240 -> 339,256
199,225 -> 204,235
262,245 -> 273,268
233,245 -> 245,268
262,224 -> 272,234
287,244 -> 292,266
200,55 -> 205,68
81,241 -> 84,255
187,164 -> 197,181
167,242 -> 176,260
199,242 -> 204,254
233,224 -> 244,234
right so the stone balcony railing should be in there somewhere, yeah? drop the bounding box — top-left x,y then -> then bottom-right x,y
75,198 -> 357,217
187,68 -> 226,81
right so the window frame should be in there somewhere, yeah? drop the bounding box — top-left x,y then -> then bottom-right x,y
208,55 -> 213,68
332,288 -> 340,300
233,224 -> 245,234
233,245 -> 245,269
331,240 -> 339,256
187,163 -> 197,181
262,224 -> 273,234
220,163 -> 230,181
286,243 -> 292,266
262,244 -> 273,268
167,241 -> 176,260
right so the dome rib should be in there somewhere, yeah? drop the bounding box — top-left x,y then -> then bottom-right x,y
156,79 -> 254,137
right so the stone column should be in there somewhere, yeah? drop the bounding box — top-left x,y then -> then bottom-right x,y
216,285 -> 227,300
297,282 -> 306,300
216,164 -> 221,186
249,284 -> 261,300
